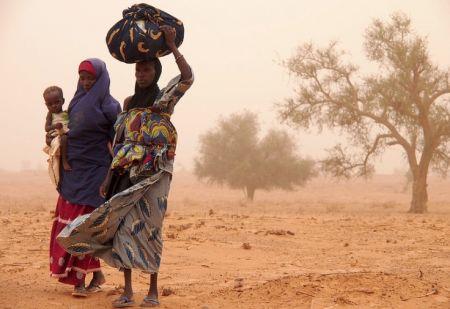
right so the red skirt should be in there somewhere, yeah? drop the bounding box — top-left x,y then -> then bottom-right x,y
49,195 -> 101,286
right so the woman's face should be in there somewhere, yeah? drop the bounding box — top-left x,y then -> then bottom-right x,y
79,71 -> 96,92
135,62 -> 156,88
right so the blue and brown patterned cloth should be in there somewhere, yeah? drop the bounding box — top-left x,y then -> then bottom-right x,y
106,3 -> 184,63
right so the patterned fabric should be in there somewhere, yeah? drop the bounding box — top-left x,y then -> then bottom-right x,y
57,172 -> 170,273
50,196 -> 101,286
111,72 -> 194,181
43,111 -> 69,187
106,3 -> 184,63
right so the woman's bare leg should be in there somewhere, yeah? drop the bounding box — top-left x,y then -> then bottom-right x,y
148,273 -> 158,299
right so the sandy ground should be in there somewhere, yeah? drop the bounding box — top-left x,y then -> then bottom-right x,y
0,170 -> 449,308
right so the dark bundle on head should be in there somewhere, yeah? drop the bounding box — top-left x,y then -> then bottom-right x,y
127,58 -> 162,110
106,3 -> 184,63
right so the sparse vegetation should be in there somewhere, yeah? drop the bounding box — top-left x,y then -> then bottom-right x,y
280,13 -> 450,213
194,111 -> 315,201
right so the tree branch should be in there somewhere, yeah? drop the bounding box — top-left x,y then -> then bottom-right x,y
322,134 -> 394,178
429,88 -> 450,104
362,134 -> 394,167
300,54 -> 415,154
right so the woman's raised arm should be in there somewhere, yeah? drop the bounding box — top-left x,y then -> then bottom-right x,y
160,25 -> 192,81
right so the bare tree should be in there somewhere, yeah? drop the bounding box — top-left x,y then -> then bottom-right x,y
279,13 -> 449,213
194,111 -> 315,201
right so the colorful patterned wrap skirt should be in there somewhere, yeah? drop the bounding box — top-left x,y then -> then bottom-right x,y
56,171 -> 170,273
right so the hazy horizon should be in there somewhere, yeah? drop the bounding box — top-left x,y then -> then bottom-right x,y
1,0 -> 449,173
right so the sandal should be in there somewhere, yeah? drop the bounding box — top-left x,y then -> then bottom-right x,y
140,296 -> 160,307
72,286 -> 88,297
87,274 -> 106,293
87,284 -> 102,293
113,295 -> 135,308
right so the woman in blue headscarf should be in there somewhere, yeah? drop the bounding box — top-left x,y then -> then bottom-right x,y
49,58 -> 121,296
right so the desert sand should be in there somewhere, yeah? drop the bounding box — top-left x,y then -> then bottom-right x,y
0,170 -> 449,308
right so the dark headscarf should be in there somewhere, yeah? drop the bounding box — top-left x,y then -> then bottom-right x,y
126,58 -> 162,110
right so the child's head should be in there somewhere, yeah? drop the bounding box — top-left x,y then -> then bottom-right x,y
43,86 -> 64,113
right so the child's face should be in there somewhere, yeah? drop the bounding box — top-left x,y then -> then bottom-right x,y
79,71 -> 96,92
44,91 -> 64,113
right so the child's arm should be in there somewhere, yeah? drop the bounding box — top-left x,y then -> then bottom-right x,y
45,132 -> 53,146
45,112 -> 53,132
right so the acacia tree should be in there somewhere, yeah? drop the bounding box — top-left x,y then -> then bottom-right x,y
279,13 -> 449,213
194,111 -> 315,201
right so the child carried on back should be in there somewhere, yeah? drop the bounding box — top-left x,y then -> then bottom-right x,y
43,86 -> 70,187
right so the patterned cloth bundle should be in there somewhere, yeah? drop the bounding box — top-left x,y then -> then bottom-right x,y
106,3 -> 184,63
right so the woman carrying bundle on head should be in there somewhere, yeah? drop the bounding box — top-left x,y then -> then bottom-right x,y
58,25 -> 193,307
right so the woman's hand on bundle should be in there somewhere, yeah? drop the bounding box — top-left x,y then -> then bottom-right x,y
160,25 -> 192,81
160,25 -> 177,50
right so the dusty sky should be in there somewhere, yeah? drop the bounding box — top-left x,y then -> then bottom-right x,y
1,0 -> 449,172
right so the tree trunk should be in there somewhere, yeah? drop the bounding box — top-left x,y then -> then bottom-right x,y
409,172 -> 428,213
245,186 -> 256,202
406,139 -> 433,214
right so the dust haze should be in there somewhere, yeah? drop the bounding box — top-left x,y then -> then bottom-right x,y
1,0 -> 449,172
0,1 -> 449,308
